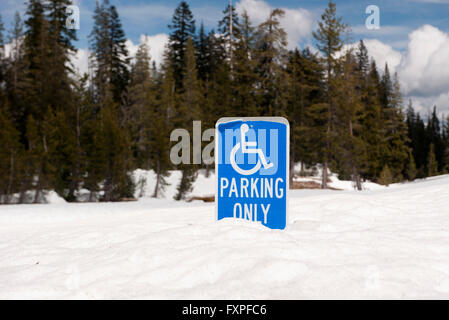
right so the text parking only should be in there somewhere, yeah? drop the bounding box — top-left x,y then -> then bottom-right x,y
215,117 -> 289,230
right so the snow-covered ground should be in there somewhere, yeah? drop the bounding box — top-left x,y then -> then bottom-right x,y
1,174 -> 449,299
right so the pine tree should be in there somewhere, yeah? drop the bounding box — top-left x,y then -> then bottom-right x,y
45,109 -> 77,200
168,1 -> 196,90
427,143 -> 438,177
231,11 -> 258,117
148,98 -> 172,198
41,0 -> 81,200
195,23 -> 210,81
255,9 -> 289,116
356,40 -> 369,77
359,60 -> 383,181
379,64 -> 392,109
89,0 -> 111,105
383,71 -> 409,181
218,3 -> 241,69
23,0 -> 48,121
286,48 -> 325,183
174,38 -> 200,201
150,55 -> 174,198
334,51 -> 365,190
378,66 -> 404,180
205,30 -> 231,119
0,14 -> 5,103
20,0 -> 69,202
83,113 -> 106,202
0,15 -> 4,92
406,151 -> 417,181
218,3 -> 241,41
378,165 -> 392,186
65,76 -> 90,201
89,0 -> 130,106
312,0 -> 348,188
5,12 -> 27,132
0,14 -> 5,58
109,5 -> 130,105
25,111 -> 56,203
180,38 -> 202,123
98,99 -> 134,202
45,0 -> 77,105
441,115 -> 448,173
406,102 -> 427,177
0,106 -> 22,204
127,42 -> 152,167
239,11 -> 256,55
427,106 -> 445,172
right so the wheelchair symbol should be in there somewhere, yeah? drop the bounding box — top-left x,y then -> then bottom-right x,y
230,124 -> 274,175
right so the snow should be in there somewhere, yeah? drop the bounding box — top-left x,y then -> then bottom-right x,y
133,169 -> 216,199
1,174 -> 449,299
3,190 -> 67,205
294,175 -> 387,191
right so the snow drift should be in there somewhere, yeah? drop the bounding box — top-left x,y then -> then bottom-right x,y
0,175 -> 449,299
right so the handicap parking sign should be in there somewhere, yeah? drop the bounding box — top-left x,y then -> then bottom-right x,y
215,117 -> 289,230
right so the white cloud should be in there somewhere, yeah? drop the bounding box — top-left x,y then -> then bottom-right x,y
236,0 -> 272,25
342,39 -> 402,74
72,48 -> 90,76
406,93 -> 449,117
137,33 -> 169,67
236,0 -> 313,50
342,25 -> 449,115
398,25 -> 449,97
70,33 -> 169,77
364,40 -> 402,73
396,25 -> 449,116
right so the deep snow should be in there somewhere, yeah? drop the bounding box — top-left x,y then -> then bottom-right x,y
1,174 -> 449,299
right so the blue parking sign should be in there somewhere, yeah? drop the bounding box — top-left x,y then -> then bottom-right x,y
215,117 -> 289,230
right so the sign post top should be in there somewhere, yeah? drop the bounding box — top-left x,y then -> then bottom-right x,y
216,117 -> 290,127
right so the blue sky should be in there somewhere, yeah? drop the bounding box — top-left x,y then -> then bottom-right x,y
1,0 -> 448,50
1,0 -> 449,114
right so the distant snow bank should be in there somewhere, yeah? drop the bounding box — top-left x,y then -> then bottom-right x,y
132,169 -> 217,200
133,167 -> 389,202
2,165 -> 431,204
2,190 -> 67,205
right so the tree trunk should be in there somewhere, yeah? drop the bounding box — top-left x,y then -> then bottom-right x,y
355,173 -> 362,191
103,177 -> 112,202
153,160 -> 160,198
18,177 -> 27,204
321,162 -> 328,189
89,190 -> 95,202
33,175 -> 41,204
68,103 -> 82,202
5,152 -> 15,204
289,125 -> 295,188
289,157 -> 295,188
349,119 -> 362,191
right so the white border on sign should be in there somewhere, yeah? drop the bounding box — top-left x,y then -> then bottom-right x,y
215,117 -> 290,230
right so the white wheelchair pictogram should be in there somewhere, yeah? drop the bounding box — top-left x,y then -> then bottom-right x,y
230,124 -> 274,175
